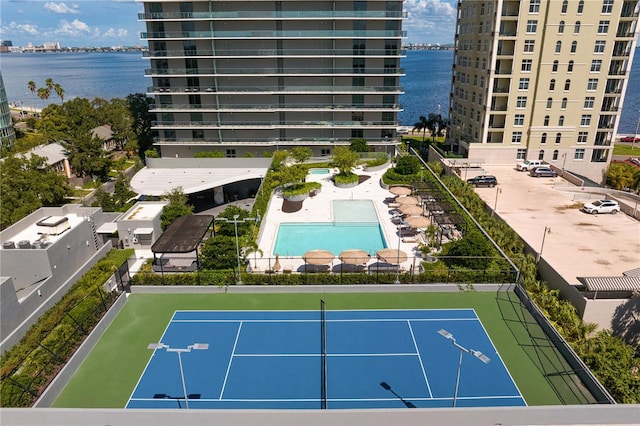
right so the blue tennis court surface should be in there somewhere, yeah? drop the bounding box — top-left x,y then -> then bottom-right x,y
127,309 -> 526,409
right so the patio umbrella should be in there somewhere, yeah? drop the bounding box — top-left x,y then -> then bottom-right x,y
395,196 -> 419,205
389,186 -> 412,196
339,249 -> 371,265
404,215 -> 431,229
303,249 -> 335,265
376,248 -> 408,264
398,205 -> 423,216
272,253 -> 281,272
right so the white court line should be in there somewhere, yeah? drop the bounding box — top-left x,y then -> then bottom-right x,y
407,319 -> 433,399
233,352 -> 418,357
172,317 -> 478,323
125,311 -> 177,408
130,394 -> 525,403
219,321 -> 243,400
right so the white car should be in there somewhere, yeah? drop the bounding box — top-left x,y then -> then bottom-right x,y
581,200 -> 620,215
516,160 -> 545,171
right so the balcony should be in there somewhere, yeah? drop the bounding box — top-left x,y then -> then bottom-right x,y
138,10 -> 408,20
140,30 -> 407,40
147,85 -> 404,94
151,120 -> 399,128
143,48 -> 406,58
153,136 -> 400,145
148,103 -> 403,111
145,67 -> 405,76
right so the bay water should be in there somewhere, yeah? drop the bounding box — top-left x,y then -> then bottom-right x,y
1,49 -> 638,133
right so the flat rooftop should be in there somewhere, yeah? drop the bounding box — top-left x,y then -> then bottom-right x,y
1,213 -> 85,250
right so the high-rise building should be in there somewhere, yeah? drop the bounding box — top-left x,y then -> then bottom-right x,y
0,72 -> 17,151
138,0 -> 406,159
447,0 -> 639,183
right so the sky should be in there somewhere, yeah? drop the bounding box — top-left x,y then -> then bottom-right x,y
0,0 -> 458,48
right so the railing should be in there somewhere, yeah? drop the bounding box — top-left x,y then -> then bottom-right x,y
152,120 -> 398,127
139,11 -> 408,20
146,85 -> 404,93
145,67 -> 405,76
153,137 -> 400,145
141,30 -> 407,39
149,103 -> 403,110
143,48 -> 406,57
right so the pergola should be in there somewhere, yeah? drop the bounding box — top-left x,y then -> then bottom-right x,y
151,215 -> 214,283
578,276 -> 640,300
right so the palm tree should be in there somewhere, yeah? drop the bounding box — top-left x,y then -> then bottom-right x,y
27,81 -> 36,112
53,83 -> 65,104
36,87 -> 50,109
412,115 -> 429,143
45,78 -> 54,92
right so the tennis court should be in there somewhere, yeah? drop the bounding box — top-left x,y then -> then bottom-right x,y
127,307 -> 525,409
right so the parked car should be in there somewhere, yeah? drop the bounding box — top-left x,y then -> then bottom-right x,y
581,200 -> 620,214
620,136 -> 640,143
529,167 -> 557,177
467,175 -> 498,187
516,159 -> 545,171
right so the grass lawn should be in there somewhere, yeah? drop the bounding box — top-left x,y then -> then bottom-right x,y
53,291 -> 595,408
613,143 -> 640,157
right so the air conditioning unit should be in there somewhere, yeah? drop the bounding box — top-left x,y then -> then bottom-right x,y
132,237 -> 139,244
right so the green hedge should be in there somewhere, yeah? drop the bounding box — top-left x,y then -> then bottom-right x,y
0,249 -> 133,407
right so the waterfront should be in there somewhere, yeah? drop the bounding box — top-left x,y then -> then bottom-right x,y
1,49 -> 639,133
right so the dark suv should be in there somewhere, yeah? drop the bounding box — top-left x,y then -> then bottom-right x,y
467,175 -> 498,187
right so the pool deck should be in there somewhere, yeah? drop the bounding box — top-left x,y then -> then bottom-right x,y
255,165 -> 421,273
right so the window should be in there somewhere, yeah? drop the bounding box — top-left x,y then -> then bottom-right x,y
512,132 -> 523,143
591,59 -> 602,72
594,41 -> 606,53
526,20 -> 538,33
524,40 -> 535,53
226,149 -> 236,158
577,0 -> 584,13
516,149 -> 527,160
584,97 -> 595,108
544,116 -> 550,126
558,116 -> 565,126
351,129 -> 363,138
552,60 -> 559,72
536,150 -> 544,160
578,132 -> 588,143
587,78 -> 598,91
519,78 -> 530,90
574,21 -> 581,33
558,21 -> 565,33
580,114 -> 591,126
602,0 -> 613,14
546,97 -> 553,109
598,20 -> 609,34
321,149 -> 331,156
575,148 -> 585,160
570,41 -> 577,53
541,133 -> 547,144
514,114 -> 525,126
549,79 -> 556,91
521,59 -> 533,72
516,96 -> 527,108
555,133 -> 562,144
561,98 -> 568,109
564,79 -> 571,91
555,41 -> 562,53
568,60 -> 574,72
553,150 -> 559,160
529,0 -> 540,13
561,0 -> 568,13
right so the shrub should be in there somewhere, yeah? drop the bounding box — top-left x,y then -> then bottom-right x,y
333,173 -> 359,185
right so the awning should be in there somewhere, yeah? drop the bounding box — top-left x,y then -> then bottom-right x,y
96,223 -> 118,233
134,227 -> 154,235
578,276 -> 640,292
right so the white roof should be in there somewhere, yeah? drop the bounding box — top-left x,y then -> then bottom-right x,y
130,166 -> 268,196
24,142 -> 67,166
96,223 -> 118,233
134,227 -> 154,235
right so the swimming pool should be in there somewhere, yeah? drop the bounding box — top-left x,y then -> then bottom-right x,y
309,168 -> 332,175
272,200 -> 387,256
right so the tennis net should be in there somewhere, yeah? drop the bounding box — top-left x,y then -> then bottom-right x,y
320,299 -> 327,409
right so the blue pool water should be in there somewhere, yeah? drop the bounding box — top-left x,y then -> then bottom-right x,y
309,168 -> 332,175
273,200 -> 387,256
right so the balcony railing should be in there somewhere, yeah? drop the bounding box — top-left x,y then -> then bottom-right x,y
143,48 -> 406,57
141,30 -> 407,39
147,85 -> 404,93
139,10 -> 408,20
145,67 -> 405,76
153,136 -> 400,145
152,120 -> 398,127
149,103 -> 403,110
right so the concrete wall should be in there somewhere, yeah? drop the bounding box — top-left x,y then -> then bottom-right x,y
145,157 -> 273,169
0,242 -> 112,353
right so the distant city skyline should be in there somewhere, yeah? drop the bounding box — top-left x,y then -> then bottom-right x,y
0,0 -> 458,48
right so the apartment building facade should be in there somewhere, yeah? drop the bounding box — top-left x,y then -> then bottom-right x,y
139,0 -> 406,159
447,0 -> 639,183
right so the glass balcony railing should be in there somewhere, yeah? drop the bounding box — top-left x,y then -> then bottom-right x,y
154,136 -> 400,145
152,120 -> 398,127
143,48 -> 406,57
139,11 -> 407,20
141,30 -> 407,39
147,85 -> 404,93
145,67 -> 404,76
149,103 -> 403,110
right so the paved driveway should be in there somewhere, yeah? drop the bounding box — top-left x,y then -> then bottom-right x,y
472,165 -> 640,284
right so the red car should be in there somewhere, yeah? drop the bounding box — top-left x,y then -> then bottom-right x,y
620,136 -> 640,142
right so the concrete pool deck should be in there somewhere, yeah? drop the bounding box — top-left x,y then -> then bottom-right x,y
255,165 -> 421,273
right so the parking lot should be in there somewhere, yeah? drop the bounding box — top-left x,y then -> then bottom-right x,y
471,165 -> 640,284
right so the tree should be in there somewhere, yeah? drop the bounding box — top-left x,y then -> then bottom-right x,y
331,146 -> 359,175
412,115 -> 429,143
53,83 -> 65,104
27,81 -> 36,112
126,93 -> 155,157
37,87 -> 50,109
200,235 -> 238,269
443,230 -> 495,270
194,150 -> 224,158
160,187 -> 194,229
0,155 -> 71,230
291,146 -> 312,163
412,113 -> 445,143
62,131 -> 111,179
216,206 -> 253,237
606,163 -> 636,190
394,155 -> 421,175
349,138 -> 370,153
112,173 -> 136,208
92,187 -> 117,212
